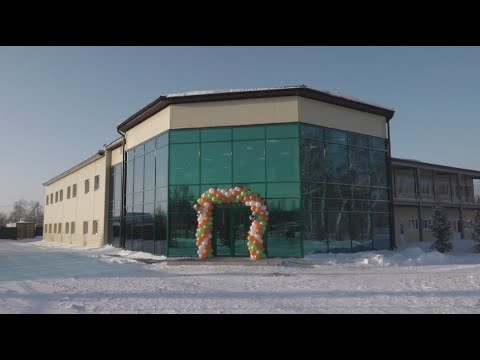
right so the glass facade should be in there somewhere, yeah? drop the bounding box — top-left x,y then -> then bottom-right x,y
109,122 -> 392,257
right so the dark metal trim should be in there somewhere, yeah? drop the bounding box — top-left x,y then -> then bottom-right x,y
392,158 -> 480,177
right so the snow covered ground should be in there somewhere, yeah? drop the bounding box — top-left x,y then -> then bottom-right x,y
1,238 -> 480,313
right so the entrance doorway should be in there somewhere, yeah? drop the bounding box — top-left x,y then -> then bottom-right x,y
213,204 -> 252,257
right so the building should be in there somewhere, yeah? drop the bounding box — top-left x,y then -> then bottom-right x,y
392,158 -> 480,245
42,85 -> 479,257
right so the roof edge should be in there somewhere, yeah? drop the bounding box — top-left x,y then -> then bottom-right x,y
117,86 -> 395,132
105,137 -> 123,150
392,157 -> 480,177
43,150 -> 105,186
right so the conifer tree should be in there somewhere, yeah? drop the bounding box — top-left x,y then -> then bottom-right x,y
471,211 -> 480,253
431,207 -> 453,253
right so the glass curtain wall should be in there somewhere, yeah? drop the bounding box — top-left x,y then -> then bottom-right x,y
108,132 -> 168,255
168,124 -> 302,257
110,122 -> 391,257
301,123 -> 391,254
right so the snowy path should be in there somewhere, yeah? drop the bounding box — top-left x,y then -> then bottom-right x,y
1,239 -> 480,313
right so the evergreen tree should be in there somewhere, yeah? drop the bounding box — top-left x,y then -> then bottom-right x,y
472,211 -> 480,253
431,207 -> 453,253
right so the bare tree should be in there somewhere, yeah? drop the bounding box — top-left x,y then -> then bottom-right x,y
0,212 -> 7,226
7,200 -> 44,225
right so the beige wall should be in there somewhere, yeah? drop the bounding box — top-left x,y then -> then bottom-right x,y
394,205 -> 466,244
43,156 -> 108,248
110,146 -> 123,166
170,96 -> 299,129
298,97 -> 387,138
126,107 -> 170,150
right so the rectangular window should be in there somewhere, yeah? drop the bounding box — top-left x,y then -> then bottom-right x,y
85,179 -> 90,194
58,223 -> 62,234
54,223 -> 57,233
71,222 -> 75,234
50,193 -> 53,204
72,184 -> 77,197
49,224 -> 52,233
83,221 -> 88,235
94,175 -> 100,191
60,189 -> 63,201
93,220 -> 98,235
65,222 -> 69,234
55,191 -> 58,203
67,186 -> 71,199
46,195 -> 49,205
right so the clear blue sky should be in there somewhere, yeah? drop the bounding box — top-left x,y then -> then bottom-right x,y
1,46 -> 479,213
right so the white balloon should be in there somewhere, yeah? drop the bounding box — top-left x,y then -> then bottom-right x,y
208,188 -> 215,194
255,202 -> 261,208
261,205 -> 267,210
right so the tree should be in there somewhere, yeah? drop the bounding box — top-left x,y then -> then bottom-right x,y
431,206 -> 453,253
7,199 -> 44,225
472,211 -> 480,253
0,212 -> 7,226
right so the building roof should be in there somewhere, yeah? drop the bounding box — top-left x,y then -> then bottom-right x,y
392,157 -> 480,177
43,150 -> 105,186
117,85 -> 395,132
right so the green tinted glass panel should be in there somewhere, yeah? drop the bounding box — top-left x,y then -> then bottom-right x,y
144,151 -> 155,190
303,211 -> 327,254
369,150 -> 387,187
325,129 -> 347,144
169,143 -> 199,185
233,140 -> 265,183
135,144 -> 145,158
156,133 -> 168,148
201,142 -> 232,184
134,157 -> 144,193
170,129 -> 200,144
145,139 -> 156,153
201,128 -> 232,142
266,124 -> 298,139
372,213 -> 390,250
155,187 -> 168,202
267,182 -> 300,198
144,189 -> 155,203
267,198 -> 300,212
266,138 -> 299,182
168,213 -> 198,256
133,192 -> 143,206
155,146 -> 168,188
300,124 -> 323,140
233,126 -> 265,140
348,133 -> 369,147
327,212 -> 351,252
371,187 -> 389,200
126,160 -> 134,194
370,137 -> 386,150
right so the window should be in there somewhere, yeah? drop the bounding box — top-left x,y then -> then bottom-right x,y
71,222 -> 75,234
72,184 -> 77,198
60,189 -> 63,201
85,179 -> 90,194
49,224 -> 52,233
50,193 -> 53,204
67,186 -> 71,199
46,195 -> 49,205
55,191 -> 58,203
58,223 -> 62,234
65,222 -> 69,234
83,221 -> 88,234
408,219 -> 419,230
93,220 -> 98,235
94,175 -> 100,191
54,223 -> 57,233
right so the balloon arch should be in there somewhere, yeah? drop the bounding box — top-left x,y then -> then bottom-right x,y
193,187 -> 269,260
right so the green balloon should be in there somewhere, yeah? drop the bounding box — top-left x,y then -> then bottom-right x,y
257,215 -> 264,221
240,191 -> 246,197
